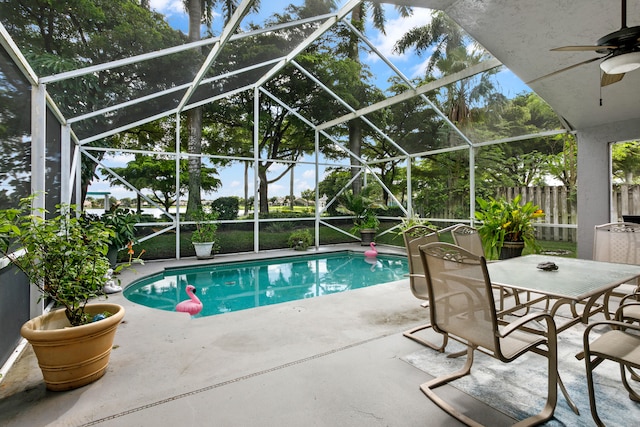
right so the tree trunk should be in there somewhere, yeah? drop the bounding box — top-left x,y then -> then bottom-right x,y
186,0 -> 203,218
186,107 -> 203,216
289,166 -> 295,210
258,167 -> 269,214
349,120 -> 362,195
348,6 -> 364,196
244,160 -> 249,215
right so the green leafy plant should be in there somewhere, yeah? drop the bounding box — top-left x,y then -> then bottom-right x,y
337,187 -> 386,235
191,208 -> 219,246
395,215 -> 437,237
101,207 -> 139,249
475,195 -> 545,259
288,229 -> 313,250
0,197 -> 115,326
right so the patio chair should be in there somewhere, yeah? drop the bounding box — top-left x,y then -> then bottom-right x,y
401,224 -> 448,351
616,290 -> 640,381
593,222 -> 640,318
451,224 -> 525,312
580,318 -> 640,427
451,224 -> 485,258
617,289 -> 640,323
418,242 -> 558,426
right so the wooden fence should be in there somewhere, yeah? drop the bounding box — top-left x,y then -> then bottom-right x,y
495,186 -> 576,242
612,184 -> 640,220
431,184 -> 640,242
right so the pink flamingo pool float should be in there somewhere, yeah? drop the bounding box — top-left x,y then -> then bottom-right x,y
176,284 -> 203,316
364,242 -> 378,258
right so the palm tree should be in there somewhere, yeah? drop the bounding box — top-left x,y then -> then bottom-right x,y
182,0 -> 260,217
394,11 -> 469,75
346,2 -> 411,195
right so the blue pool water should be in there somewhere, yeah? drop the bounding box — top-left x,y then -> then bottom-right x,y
124,251 -> 408,317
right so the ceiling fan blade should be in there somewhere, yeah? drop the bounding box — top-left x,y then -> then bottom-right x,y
601,72 -> 625,86
527,57 -> 602,85
552,45 -> 617,52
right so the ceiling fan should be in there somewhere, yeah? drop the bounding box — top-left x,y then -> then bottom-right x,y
528,0 -> 640,86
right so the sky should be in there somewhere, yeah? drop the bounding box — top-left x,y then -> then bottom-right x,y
88,1 -> 531,203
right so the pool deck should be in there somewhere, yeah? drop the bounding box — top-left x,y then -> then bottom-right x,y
0,244 -> 514,426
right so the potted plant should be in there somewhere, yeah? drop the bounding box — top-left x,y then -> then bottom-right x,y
191,207 -> 219,259
395,215 -> 437,237
337,187 -> 386,246
0,196 -> 126,391
475,194 -> 545,260
288,229 -> 313,251
101,206 -> 140,267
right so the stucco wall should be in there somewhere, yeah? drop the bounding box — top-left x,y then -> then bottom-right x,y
577,119 -> 640,259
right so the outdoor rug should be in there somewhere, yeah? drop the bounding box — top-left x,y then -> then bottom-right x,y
402,322 -> 640,426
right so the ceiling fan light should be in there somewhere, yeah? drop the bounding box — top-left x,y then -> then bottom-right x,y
600,52 -> 640,74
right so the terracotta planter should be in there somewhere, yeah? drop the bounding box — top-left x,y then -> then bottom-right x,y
499,241 -> 525,259
20,303 -> 125,391
193,241 -> 214,259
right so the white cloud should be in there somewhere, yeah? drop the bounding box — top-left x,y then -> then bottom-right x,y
295,180 -> 312,193
270,183 -> 285,194
102,153 -> 135,168
149,0 -> 184,16
302,169 -> 315,179
368,8 -> 434,62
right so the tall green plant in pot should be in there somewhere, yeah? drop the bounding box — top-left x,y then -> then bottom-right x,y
475,195 -> 545,260
101,207 -> 140,267
0,196 -> 127,390
191,207 -> 219,259
337,187 -> 386,246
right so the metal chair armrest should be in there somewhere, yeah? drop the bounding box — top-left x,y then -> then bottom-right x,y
499,311 -> 556,338
619,288 -> 640,307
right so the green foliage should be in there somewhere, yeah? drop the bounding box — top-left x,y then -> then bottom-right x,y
211,197 -> 239,220
318,169 -> 351,215
612,140 -> 640,184
337,187 -> 387,234
101,207 -> 139,249
475,195 -> 545,259
258,210 -> 314,219
287,229 -> 313,250
264,221 -> 295,233
191,208 -> 219,244
395,215 -> 436,237
105,155 -> 221,212
0,196 -> 114,326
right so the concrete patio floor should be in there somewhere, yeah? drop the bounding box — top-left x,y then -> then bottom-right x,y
0,245 -> 515,426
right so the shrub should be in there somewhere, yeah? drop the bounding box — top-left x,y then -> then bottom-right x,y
211,197 -> 239,220
288,229 -> 313,249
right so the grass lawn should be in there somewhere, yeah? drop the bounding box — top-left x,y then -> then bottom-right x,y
123,222 -> 577,261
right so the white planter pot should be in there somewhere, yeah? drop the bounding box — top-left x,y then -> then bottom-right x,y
193,241 -> 214,259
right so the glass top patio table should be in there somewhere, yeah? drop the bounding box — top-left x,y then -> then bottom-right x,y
486,254 -> 640,301
486,254 -> 640,415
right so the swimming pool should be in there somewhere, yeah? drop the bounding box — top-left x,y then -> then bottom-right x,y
124,251 -> 409,317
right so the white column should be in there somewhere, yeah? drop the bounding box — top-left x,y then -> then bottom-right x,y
30,84 -> 46,318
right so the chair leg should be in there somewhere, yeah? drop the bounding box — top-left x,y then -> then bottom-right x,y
628,366 -> 640,382
584,355 -> 606,427
420,342 -> 557,427
514,341 -> 558,427
419,346 -> 481,427
620,363 -> 640,402
403,324 -> 448,352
